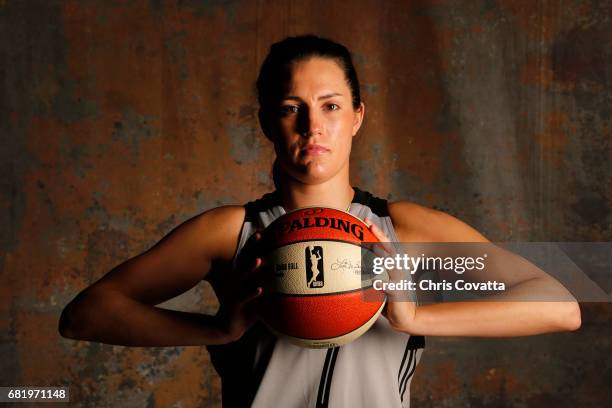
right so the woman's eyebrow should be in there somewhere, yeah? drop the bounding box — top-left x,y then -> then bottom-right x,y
317,92 -> 343,100
282,92 -> 344,102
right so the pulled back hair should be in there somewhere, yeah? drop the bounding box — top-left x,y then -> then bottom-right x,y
256,35 -> 362,117
256,35 -> 362,189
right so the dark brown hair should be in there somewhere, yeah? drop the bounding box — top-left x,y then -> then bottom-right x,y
256,35 -> 362,117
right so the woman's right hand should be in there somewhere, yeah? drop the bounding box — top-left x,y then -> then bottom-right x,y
215,280 -> 263,342
215,231 -> 269,342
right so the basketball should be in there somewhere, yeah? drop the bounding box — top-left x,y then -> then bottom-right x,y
256,207 -> 386,348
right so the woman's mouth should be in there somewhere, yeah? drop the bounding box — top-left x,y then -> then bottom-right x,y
301,144 -> 330,156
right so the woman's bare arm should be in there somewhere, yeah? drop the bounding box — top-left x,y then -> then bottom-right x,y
58,205 -> 255,346
383,201 -> 581,337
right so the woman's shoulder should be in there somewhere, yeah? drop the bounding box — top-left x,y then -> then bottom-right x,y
387,200 -> 488,242
195,204 -> 246,223
183,205 -> 246,262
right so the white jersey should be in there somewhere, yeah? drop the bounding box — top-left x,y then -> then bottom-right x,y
207,187 -> 425,407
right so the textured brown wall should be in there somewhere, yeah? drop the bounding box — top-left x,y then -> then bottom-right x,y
1,0 -> 610,407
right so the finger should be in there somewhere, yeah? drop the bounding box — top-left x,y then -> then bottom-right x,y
236,231 -> 262,271
242,257 -> 263,282
233,284 -> 263,308
365,218 -> 391,244
370,243 -> 391,259
243,257 -> 276,294
238,287 -> 263,306
365,218 -> 395,256
381,302 -> 388,318
236,232 -> 264,271
362,236 -> 387,259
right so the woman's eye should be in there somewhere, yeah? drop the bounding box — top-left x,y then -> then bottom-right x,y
280,105 -> 299,115
327,103 -> 340,111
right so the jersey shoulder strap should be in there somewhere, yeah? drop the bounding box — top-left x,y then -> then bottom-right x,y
352,187 -> 389,216
243,190 -> 282,224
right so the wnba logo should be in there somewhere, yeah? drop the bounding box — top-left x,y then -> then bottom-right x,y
306,246 -> 324,288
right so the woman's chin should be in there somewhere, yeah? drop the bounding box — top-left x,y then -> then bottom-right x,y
283,157 -> 342,184
295,165 -> 336,184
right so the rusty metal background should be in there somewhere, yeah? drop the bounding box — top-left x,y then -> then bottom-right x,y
1,0 -> 610,406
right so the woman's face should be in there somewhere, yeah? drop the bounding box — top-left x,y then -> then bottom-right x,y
267,57 -> 364,185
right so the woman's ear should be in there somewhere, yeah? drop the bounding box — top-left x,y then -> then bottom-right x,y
258,109 -> 274,142
352,102 -> 365,137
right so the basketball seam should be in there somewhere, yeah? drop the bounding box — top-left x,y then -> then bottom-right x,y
264,285 -> 378,297
264,237 -> 379,254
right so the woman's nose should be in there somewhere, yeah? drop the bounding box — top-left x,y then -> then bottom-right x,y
297,107 -> 322,137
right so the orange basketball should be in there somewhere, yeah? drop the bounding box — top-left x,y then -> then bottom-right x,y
256,207 -> 385,348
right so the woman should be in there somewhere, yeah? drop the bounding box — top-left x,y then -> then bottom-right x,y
59,35 -> 581,407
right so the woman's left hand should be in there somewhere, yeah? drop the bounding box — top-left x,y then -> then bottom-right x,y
365,218 -> 417,333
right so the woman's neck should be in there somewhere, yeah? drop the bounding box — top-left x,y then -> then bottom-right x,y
276,170 -> 355,212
